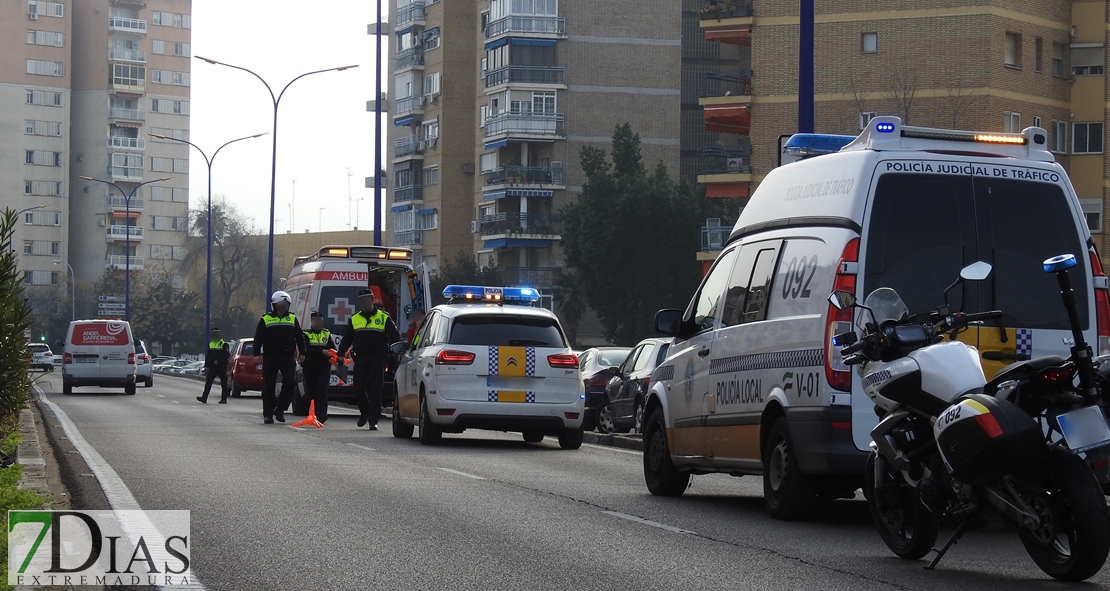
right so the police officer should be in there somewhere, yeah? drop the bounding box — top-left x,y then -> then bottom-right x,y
253,291 -> 307,424
197,327 -> 230,404
337,288 -> 400,430
302,311 -> 335,423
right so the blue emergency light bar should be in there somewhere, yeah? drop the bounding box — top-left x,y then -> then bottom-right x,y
443,285 -> 540,304
782,133 -> 856,157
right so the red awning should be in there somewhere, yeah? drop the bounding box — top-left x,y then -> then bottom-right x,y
112,211 -> 141,218
703,104 -> 751,135
705,25 -> 751,46
705,182 -> 750,199
113,121 -> 142,128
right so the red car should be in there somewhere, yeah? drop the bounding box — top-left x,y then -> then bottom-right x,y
230,338 -> 264,397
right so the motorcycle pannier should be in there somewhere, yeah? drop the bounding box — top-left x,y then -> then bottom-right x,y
934,394 -> 1043,485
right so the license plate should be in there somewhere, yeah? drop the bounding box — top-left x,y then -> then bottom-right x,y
1057,405 -> 1110,453
255,364 -> 263,370
75,357 -> 97,364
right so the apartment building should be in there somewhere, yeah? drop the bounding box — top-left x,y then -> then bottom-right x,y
697,1 -> 1110,267
385,0 -> 682,303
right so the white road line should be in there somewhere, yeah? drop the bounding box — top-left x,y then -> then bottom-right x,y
346,443 -> 376,451
157,395 -> 165,398
436,468 -> 486,480
602,511 -> 695,535
171,400 -> 180,404
582,442 -> 642,455
38,396 -> 209,590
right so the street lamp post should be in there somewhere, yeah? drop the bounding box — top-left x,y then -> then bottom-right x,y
194,57 -> 358,310
52,259 -> 74,321
149,132 -> 266,338
78,176 -> 171,322
9,205 -> 47,253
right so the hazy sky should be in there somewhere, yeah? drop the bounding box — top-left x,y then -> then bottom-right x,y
190,1 -> 387,235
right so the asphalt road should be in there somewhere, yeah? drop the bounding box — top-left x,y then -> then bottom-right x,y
32,372 -> 1110,590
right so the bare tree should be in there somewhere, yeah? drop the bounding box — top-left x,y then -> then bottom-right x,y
942,76 -> 980,129
847,75 -> 871,131
884,63 -> 919,125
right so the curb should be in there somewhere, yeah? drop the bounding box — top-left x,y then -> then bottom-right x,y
583,431 -> 644,451
16,407 -> 50,498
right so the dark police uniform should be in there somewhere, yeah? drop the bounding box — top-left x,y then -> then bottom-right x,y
253,312 -> 307,422
199,336 -> 230,403
302,321 -> 335,422
337,305 -> 400,427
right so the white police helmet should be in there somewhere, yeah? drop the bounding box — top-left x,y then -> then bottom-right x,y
271,291 -> 292,305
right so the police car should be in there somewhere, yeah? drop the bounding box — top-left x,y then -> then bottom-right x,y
391,285 -> 585,449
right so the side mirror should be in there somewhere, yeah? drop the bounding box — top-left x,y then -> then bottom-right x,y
606,366 -> 620,376
960,261 -> 993,281
655,309 -> 684,336
389,341 -> 405,355
827,290 -> 856,311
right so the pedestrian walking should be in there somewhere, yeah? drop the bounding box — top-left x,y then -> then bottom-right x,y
337,288 -> 400,430
253,291 -> 307,424
197,327 -> 230,404
302,311 -> 334,422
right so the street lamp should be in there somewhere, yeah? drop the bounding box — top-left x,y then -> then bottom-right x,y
194,56 -> 358,310
78,176 -> 171,322
150,132 -> 266,338
9,205 -> 47,253
52,259 -> 74,321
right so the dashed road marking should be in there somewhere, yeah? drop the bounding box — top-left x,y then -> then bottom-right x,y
582,442 -> 641,455
157,395 -> 165,398
602,511 -> 695,535
436,468 -> 485,480
172,400 -> 180,404
346,443 -> 376,451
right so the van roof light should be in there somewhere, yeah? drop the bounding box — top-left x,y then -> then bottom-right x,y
442,285 -> 540,304
841,116 -> 1054,162
782,133 -> 857,158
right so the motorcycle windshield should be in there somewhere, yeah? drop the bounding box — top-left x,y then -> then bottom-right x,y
859,287 -> 909,330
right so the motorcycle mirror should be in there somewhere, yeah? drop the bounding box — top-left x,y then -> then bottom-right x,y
827,290 -> 856,311
959,261 -> 993,281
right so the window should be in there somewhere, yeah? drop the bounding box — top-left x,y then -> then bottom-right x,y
152,40 -> 165,55
1005,32 -> 1022,68
1003,111 -> 1020,133
1072,46 -> 1105,76
23,242 -> 32,255
859,111 -> 876,131
394,210 -> 415,232
24,181 -> 62,196
149,187 -> 188,202
1051,121 -> 1067,153
25,120 -> 62,136
448,316 -> 566,347
423,72 -> 440,96
25,150 -> 61,166
151,216 -> 169,231
532,91 -> 556,114
27,30 -> 64,46
861,32 -> 878,53
111,153 -> 143,177
688,248 -> 738,332
1073,122 -> 1104,154
417,208 -> 438,230
111,63 -> 144,87
22,241 -> 60,256
152,11 -> 190,28
480,152 -> 498,173
422,28 -> 440,51
172,245 -> 186,259
423,121 -> 439,141
25,89 -> 62,106
1082,199 -> 1103,234
39,2 -> 63,17
720,243 -> 780,327
1034,37 -> 1043,72
151,69 -> 168,84
150,158 -> 187,173
394,73 -> 414,99
174,43 -> 190,57
149,128 -> 187,142
22,271 -> 59,285
151,99 -> 189,115
423,167 -> 439,185
26,60 -> 63,76
172,71 -> 190,86
24,211 -> 60,226
1052,42 -> 1066,76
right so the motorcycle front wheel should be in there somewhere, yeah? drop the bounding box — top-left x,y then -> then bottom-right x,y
1017,448 -> 1110,582
863,451 -> 937,560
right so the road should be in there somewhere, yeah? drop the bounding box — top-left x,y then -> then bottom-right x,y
31,372 -> 1110,590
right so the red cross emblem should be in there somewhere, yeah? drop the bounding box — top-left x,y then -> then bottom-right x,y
328,298 -> 355,325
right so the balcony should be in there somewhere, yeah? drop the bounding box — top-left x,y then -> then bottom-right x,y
393,230 -> 423,246
494,266 -> 561,289
480,212 -> 562,238
108,16 -> 147,34
484,112 -> 565,140
394,185 -> 424,203
699,0 -> 753,21
698,146 -> 751,198
109,47 -> 146,63
483,165 -> 565,188
396,1 -> 425,28
108,196 -> 144,211
701,225 -> 730,252
485,66 -> 565,89
109,79 -> 146,94
394,136 -> 436,158
106,225 -> 144,241
109,107 -> 146,122
701,70 -> 752,99
394,95 -> 425,118
700,0 -> 752,46
108,137 -> 145,151
111,166 -> 144,181
396,46 -> 424,70
485,15 -> 566,39
106,255 -> 144,270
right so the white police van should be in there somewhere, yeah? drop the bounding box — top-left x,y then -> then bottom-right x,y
392,285 -> 585,449
645,116 -> 1110,519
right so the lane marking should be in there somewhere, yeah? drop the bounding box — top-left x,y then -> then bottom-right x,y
602,511 -> 696,535
172,400 -> 180,404
38,395 -> 209,590
436,468 -> 486,480
582,442 -> 642,455
346,443 -> 376,452
157,395 -> 165,398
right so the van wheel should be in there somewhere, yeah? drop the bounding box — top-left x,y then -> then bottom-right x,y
125,383 -> 136,396
145,376 -> 153,387
763,417 -> 816,520
231,385 -> 242,398
643,406 -> 690,496
558,429 -> 583,450
418,395 -> 441,445
62,381 -> 72,396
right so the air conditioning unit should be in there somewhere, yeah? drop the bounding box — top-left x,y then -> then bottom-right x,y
29,11 -> 38,20
470,221 -> 479,233
461,163 -> 475,174
706,217 -> 721,227
726,157 -> 745,173
98,218 -> 106,227
429,94 -> 440,104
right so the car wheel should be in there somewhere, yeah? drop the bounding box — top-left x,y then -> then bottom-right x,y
418,394 -> 441,445
392,389 -> 414,439
145,376 -> 153,387
62,381 -> 73,396
231,385 -> 242,398
763,417 -> 816,520
633,399 -> 645,434
522,431 -> 545,443
596,401 -> 616,434
558,429 -> 583,450
643,406 -> 690,496
125,382 -> 136,396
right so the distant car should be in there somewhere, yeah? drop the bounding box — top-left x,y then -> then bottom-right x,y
134,339 -> 153,387
577,347 -> 632,431
156,360 -> 192,373
599,338 -> 672,434
28,343 -> 54,372
230,338 -> 264,397
179,361 -> 206,376
151,356 -> 175,365
62,320 -> 137,395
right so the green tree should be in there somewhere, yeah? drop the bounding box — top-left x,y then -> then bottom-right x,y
0,210 -> 32,419
428,251 -> 504,307
553,269 -> 588,348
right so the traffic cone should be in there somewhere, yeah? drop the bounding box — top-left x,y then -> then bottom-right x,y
293,400 -> 324,428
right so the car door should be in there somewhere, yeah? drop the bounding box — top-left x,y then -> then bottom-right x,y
609,345 -> 641,419
400,311 -> 438,419
623,342 -> 657,416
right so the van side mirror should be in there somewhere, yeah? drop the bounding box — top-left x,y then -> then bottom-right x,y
827,290 -> 856,311
960,261 -> 993,281
389,341 -> 405,355
655,309 -> 684,337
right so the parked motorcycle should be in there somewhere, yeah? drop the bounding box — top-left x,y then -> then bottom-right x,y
830,258 -> 1110,581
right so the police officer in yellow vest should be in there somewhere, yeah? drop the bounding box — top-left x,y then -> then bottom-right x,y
197,327 -> 230,404
302,311 -> 335,422
337,288 -> 400,430
253,291 -> 307,424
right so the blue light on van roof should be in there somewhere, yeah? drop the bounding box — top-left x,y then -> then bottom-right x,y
875,122 -> 896,133
1043,254 -> 1077,273
443,285 -> 540,303
783,133 -> 857,157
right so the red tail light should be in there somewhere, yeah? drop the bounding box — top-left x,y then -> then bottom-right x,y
64,353 -> 72,365
825,238 -> 859,392
587,374 -> 610,388
127,353 -> 135,365
436,350 -> 475,365
1089,249 -> 1110,355
975,413 -> 1004,439
642,377 -> 651,390
1034,364 -> 1077,385
44,352 -> 52,357
548,354 -> 579,368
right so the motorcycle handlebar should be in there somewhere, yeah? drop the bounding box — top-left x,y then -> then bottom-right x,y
841,338 -> 871,355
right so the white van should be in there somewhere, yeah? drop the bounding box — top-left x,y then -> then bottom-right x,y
644,116 -> 1110,519
62,320 -> 137,395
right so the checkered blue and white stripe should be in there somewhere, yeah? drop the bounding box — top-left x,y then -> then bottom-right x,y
526,392 -> 536,403
488,390 -> 498,402
525,348 -> 536,376
1016,329 -> 1033,358
709,349 -> 824,375
488,347 -> 498,374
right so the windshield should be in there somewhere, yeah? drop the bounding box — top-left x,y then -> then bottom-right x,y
860,287 -> 909,329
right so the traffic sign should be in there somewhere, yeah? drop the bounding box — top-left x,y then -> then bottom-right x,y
98,303 -> 126,309
97,310 -> 126,317
98,296 -> 124,302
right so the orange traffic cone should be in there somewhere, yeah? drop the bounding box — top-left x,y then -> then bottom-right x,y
293,400 -> 325,428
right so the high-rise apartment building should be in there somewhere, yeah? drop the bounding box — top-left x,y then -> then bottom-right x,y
385,0 -> 682,303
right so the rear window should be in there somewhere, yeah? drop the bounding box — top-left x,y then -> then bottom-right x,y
864,172 -> 1087,330
28,344 -> 48,352
448,315 -> 566,347
598,350 -> 630,367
